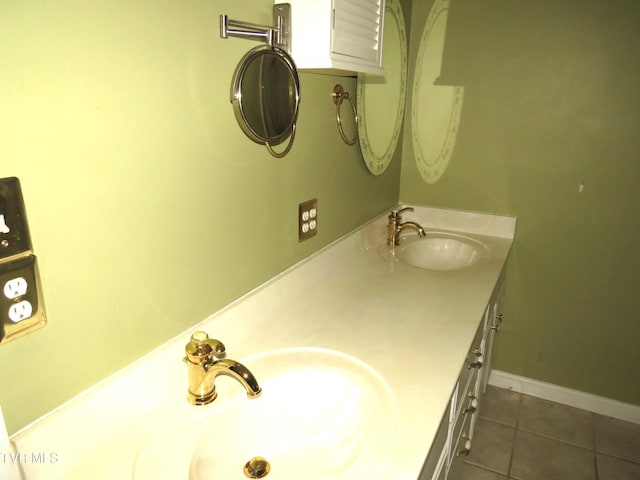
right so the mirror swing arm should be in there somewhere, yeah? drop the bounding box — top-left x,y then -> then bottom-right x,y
220,4 -> 291,54
220,5 -> 299,158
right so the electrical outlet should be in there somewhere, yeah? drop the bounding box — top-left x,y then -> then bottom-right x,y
4,276 -> 28,299
298,199 -> 317,242
0,177 -> 32,261
0,255 -> 46,344
9,300 -> 33,322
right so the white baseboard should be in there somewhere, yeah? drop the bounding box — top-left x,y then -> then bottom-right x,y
489,370 -> 640,425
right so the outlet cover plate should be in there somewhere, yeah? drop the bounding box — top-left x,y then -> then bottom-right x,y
0,255 -> 46,344
298,199 -> 318,242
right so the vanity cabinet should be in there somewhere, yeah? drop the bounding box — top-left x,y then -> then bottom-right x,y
420,275 -> 506,480
285,0 -> 386,75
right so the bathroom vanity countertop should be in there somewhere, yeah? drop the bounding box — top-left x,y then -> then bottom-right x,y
12,205 -> 516,480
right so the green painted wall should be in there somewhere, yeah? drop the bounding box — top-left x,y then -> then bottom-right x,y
401,0 -> 640,405
0,0 -> 401,435
3,0 -> 637,437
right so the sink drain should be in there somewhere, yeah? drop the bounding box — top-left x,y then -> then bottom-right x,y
244,456 -> 270,478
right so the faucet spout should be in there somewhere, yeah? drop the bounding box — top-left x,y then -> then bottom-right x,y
397,221 -> 426,242
200,359 -> 262,401
184,331 -> 261,405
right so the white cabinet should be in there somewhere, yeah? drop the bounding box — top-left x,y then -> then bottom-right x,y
285,0 -> 386,75
420,275 -> 506,480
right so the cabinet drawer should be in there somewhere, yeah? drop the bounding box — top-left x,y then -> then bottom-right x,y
447,411 -> 476,478
450,371 -> 478,452
450,408 -> 475,465
454,321 -> 484,420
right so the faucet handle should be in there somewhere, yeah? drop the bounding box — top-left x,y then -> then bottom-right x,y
390,206 -> 414,220
185,331 -> 226,364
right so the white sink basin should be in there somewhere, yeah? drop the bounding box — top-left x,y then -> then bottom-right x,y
395,232 -> 488,271
133,347 -> 397,480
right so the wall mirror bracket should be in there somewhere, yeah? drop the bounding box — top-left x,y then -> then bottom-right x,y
220,4 -> 291,54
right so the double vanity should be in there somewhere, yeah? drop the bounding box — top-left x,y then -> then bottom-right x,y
12,205 -> 515,480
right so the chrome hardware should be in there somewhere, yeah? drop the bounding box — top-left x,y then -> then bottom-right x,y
472,348 -> 482,357
184,331 -> 261,405
490,324 -> 500,331
220,4 -> 291,53
386,207 -> 426,246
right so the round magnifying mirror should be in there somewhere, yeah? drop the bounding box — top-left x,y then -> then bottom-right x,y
231,46 -> 300,155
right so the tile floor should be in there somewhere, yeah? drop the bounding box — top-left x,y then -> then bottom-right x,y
447,386 -> 640,480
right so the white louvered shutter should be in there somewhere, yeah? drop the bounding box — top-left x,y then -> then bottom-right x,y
332,0 -> 383,63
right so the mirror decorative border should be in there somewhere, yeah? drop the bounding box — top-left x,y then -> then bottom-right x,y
410,0 -> 465,184
356,0 -> 408,176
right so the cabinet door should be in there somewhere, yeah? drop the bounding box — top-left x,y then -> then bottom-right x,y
332,0 -> 384,64
448,407 -> 474,476
449,369 -> 479,467
419,400 -> 451,480
479,278 -> 506,394
435,450 -> 449,480
455,322 -> 483,421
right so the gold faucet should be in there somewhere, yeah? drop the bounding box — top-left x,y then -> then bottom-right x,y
386,207 -> 426,246
183,331 -> 262,405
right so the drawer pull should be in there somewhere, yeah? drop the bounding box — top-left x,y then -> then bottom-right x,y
468,355 -> 484,369
463,398 -> 478,415
457,438 -> 472,456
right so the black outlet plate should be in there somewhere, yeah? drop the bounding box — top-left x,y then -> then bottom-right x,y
0,177 -> 32,260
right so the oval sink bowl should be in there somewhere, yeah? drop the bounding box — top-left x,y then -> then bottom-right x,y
396,232 -> 488,271
133,347 -> 397,480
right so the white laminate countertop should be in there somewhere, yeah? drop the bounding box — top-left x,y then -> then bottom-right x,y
11,205 -> 515,480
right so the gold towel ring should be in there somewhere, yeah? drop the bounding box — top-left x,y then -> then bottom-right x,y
332,84 -> 358,145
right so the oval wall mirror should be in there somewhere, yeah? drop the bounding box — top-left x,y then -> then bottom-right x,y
231,46 -> 300,157
356,0 -> 407,175
411,0 -> 464,184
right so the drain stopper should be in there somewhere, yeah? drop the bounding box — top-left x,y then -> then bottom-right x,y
244,456 -> 270,478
